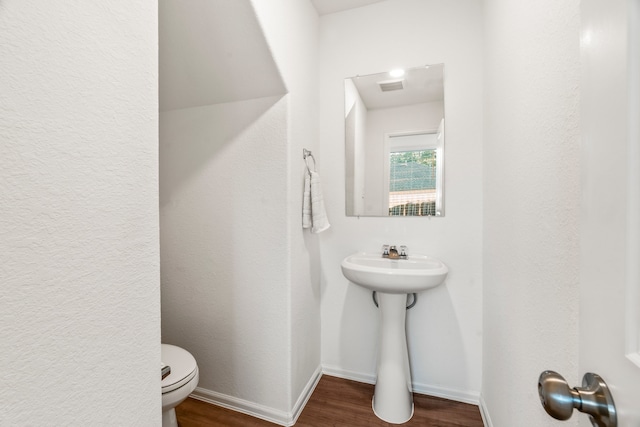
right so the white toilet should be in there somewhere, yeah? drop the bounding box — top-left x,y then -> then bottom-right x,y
161,344 -> 199,427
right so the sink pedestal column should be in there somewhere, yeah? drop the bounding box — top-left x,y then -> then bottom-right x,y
373,292 -> 413,423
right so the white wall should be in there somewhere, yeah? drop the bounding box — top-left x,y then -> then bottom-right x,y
250,0 -> 322,412
0,1 -> 160,425
482,0 -> 581,425
160,0 -> 320,424
345,79 -> 368,215
160,96 -> 291,414
319,0 -> 484,402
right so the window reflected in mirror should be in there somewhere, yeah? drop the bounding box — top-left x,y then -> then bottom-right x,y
385,127 -> 443,216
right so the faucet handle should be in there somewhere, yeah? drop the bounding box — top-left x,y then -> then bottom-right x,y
382,245 -> 390,257
399,245 -> 408,258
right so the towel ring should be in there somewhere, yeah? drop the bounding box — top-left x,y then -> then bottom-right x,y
303,148 -> 316,173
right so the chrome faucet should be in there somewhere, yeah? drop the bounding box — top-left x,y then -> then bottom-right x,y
388,246 -> 399,258
382,245 -> 408,259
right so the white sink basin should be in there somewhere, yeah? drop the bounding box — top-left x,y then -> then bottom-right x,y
341,252 -> 448,294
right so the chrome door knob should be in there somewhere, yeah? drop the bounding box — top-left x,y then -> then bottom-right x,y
538,370 -> 617,427
538,371 -> 578,420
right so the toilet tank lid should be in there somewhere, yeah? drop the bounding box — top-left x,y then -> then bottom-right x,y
161,344 -> 197,389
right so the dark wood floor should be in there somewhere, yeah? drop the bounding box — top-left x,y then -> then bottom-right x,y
176,375 -> 484,426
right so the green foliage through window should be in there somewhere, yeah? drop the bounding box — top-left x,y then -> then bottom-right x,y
389,149 -> 437,191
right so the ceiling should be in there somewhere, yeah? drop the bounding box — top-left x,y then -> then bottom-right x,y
351,64 -> 444,110
310,0 -> 388,16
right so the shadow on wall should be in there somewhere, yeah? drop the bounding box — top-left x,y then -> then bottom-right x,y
303,227 -> 323,301
338,282 -> 383,380
159,93 -> 292,408
336,278 -> 468,397
159,95 -> 283,209
406,284 -> 468,396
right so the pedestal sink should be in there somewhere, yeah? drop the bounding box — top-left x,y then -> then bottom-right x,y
341,252 -> 448,424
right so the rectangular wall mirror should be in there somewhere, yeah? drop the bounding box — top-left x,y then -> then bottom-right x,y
344,64 -> 445,217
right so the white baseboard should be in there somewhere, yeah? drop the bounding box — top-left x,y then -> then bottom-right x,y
478,395 -> 493,427
321,365 -> 376,385
412,381 -> 480,405
190,365 -> 322,427
322,365 -> 480,405
190,387 -> 291,426
189,365 -> 487,427
290,365 -> 323,425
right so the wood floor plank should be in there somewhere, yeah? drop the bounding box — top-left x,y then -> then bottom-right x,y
175,375 -> 484,426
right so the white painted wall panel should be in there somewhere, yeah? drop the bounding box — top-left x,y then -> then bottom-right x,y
0,1 -> 160,424
160,0 -> 321,421
482,0 -> 581,425
160,96 -> 291,411
251,0 -> 323,414
319,0 -> 483,401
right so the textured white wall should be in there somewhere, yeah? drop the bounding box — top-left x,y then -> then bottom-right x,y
344,79 -> 368,215
249,0 -> 322,412
482,0 -> 581,425
0,1 -> 160,425
160,96 -> 291,411
160,0 -> 320,422
319,0 -> 484,402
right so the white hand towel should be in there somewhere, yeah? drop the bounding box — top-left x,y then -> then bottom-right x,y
302,171 -> 330,233
303,172 -> 312,229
